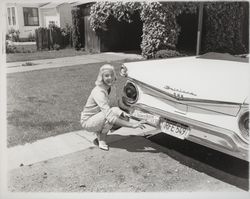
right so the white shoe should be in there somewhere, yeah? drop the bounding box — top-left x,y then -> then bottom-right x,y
98,141 -> 109,151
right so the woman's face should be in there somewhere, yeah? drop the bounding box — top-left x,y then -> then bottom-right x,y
102,70 -> 115,87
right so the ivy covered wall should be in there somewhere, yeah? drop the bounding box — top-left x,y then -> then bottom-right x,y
72,1 -> 248,58
140,2 -> 197,58
202,1 -> 248,54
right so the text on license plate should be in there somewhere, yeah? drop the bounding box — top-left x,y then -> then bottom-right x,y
160,120 -> 189,140
132,109 -> 160,126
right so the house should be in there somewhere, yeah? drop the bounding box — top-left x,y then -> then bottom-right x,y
6,1 -> 73,39
6,2 -> 44,39
39,2 -> 73,29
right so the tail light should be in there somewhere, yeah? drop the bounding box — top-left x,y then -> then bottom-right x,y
238,111 -> 249,141
123,81 -> 138,104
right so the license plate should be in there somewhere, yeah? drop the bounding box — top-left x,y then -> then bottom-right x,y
160,119 -> 189,140
132,109 -> 160,126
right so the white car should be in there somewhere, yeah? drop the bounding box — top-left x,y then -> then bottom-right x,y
119,53 -> 249,161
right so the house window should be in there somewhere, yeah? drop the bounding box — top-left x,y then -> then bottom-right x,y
23,7 -> 39,26
7,7 -> 16,25
11,7 -> 16,25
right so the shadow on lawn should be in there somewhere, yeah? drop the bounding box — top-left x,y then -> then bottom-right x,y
7,109 -> 71,131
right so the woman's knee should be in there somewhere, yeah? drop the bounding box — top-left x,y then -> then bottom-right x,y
110,107 -> 121,116
81,114 -> 106,132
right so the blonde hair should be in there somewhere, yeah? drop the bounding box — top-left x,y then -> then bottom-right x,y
95,64 -> 117,86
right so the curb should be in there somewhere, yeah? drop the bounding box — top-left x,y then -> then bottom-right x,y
6,52 -> 144,74
7,125 -> 159,170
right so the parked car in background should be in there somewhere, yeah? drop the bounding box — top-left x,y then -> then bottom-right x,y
119,53 -> 249,161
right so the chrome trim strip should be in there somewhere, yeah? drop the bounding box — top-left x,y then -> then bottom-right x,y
187,134 -> 248,161
128,77 -> 247,106
127,78 -> 242,116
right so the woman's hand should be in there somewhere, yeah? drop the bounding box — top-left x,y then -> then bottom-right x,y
122,112 -> 130,118
132,120 -> 147,129
122,112 -> 131,121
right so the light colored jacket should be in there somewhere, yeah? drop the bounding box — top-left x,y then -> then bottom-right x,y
81,85 -> 123,124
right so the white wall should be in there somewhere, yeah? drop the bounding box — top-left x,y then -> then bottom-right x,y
40,8 -> 59,27
40,3 -> 72,29
58,3 -> 72,29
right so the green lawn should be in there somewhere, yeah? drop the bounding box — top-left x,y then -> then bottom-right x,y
6,48 -> 89,63
7,61 -> 127,147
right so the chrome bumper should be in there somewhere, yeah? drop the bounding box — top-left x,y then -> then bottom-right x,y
119,99 -> 249,161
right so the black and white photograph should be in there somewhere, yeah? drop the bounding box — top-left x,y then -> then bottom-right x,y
0,0 -> 249,198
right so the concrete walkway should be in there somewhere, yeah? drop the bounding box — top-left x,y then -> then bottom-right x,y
7,125 -> 159,170
6,52 -> 143,73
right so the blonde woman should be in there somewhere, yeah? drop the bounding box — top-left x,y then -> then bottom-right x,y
80,64 -> 145,151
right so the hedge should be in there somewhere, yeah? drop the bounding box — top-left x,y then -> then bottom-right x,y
86,1 -> 248,58
89,2 -> 197,58
202,2 -> 248,54
140,2 -> 197,58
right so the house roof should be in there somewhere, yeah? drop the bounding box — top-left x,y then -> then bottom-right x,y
40,2 -> 64,8
4,0 -> 96,6
5,0 -> 50,3
70,0 -> 94,7
39,0 -> 78,8
5,0 -> 77,5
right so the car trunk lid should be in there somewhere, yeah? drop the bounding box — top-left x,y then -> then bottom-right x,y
124,56 -> 249,105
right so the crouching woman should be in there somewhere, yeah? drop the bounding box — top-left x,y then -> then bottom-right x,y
80,64 -> 145,151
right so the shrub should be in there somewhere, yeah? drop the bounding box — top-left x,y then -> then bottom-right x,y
154,49 -> 182,59
89,2 -> 142,32
140,2 -> 179,59
6,28 -> 20,42
50,25 -> 63,48
88,1 -> 247,58
140,2 -> 198,59
6,41 -> 17,53
53,44 -> 60,50
71,7 -> 83,50
89,2 -> 197,59
202,2 -> 248,54
61,23 -> 72,47
35,24 -> 71,50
